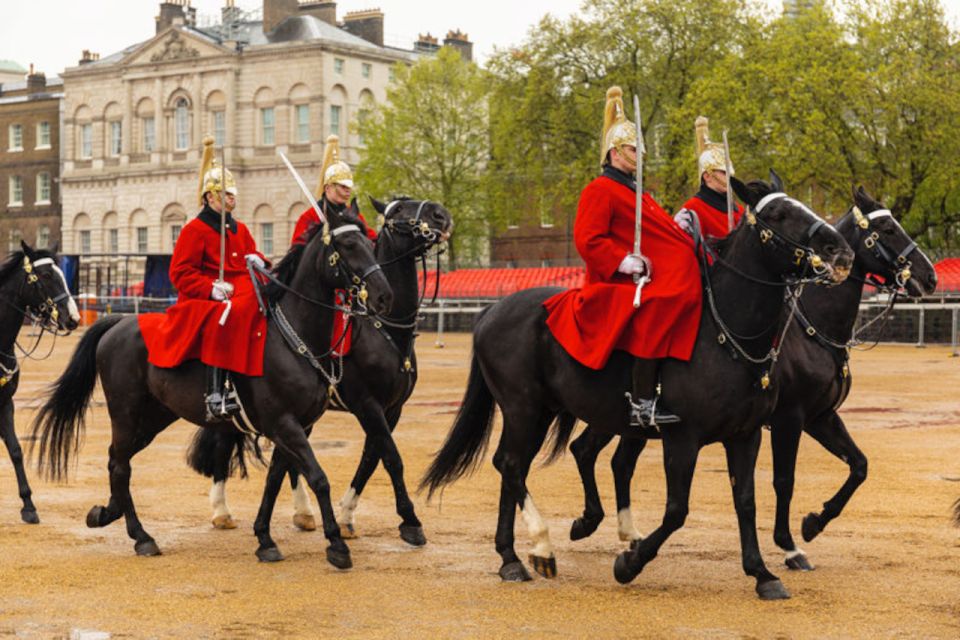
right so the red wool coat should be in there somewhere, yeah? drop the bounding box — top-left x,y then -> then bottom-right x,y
682,192 -> 743,240
291,206 -> 378,245
544,173 -> 703,370
139,212 -> 269,376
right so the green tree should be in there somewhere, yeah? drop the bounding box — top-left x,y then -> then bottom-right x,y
355,47 -> 490,267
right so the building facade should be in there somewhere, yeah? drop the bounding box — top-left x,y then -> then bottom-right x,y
59,0 -> 469,268
0,70 -> 62,253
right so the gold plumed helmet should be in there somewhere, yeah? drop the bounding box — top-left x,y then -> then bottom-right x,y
198,134 -> 237,206
317,134 -> 354,192
601,86 -> 639,168
695,116 -> 733,177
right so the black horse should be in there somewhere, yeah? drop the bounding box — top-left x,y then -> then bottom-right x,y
0,242 -> 79,523
422,172 -> 854,599
564,187 -> 938,571
187,197 -> 453,549
32,205 -> 392,569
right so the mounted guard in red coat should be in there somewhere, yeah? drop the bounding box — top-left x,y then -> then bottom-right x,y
674,116 -> 743,240
543,87 -> 702,428
138,135 -> 269,421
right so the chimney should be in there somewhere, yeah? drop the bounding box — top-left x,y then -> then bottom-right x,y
342,9 -> 384,46
299,1 -> 338,26
443,29 -> 473,62
156,0 -> 191,34
26,65 -> 46,93
78,50 -> 101,66
264,0 -> 299,33
222,0 -> 242,25
414,33 -> 440,54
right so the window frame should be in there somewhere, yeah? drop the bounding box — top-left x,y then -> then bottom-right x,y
8,175 -> 22,206
36,121 -> 51,149
8,124 -> 22,151
143,116 -> 156,153
109,120 -> 122,157
329,104 -> 341,137
80,123 -> 93,159
35,172 -> 51,204
260,107 -> 275,146
174,98 -> 190,151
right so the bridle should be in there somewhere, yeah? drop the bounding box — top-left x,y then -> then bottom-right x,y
849,205 -> 917,291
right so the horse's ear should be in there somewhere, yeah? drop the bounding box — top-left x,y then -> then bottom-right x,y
369,196 -> 387,214
730,176 -> 759,208
20,240 -> 35,258
768,169 -> 784,193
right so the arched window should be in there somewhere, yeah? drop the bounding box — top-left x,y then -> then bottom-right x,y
73,212 -> 92,254
174,98 -> 190,150
136,97 -> 156,153
129,209 -> 149,253
161,204 -> 187,252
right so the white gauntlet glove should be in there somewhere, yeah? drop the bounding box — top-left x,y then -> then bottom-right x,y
211,280 -> 234,301
674,208 -> 694,235
245,253 -> 265,269
617,253 -> 652,278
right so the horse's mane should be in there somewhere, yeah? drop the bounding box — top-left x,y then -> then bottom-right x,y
0,248 -> 57,285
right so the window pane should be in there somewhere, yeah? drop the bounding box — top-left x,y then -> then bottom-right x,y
81,124 -> 92,158
137,227 -> 148,253
80,230 -> 91,254
329,105 -> 341,137
261,223 -> 274,256
296,105 -> 309,143
37,172 -> 50,202
143,117 -> 155,152
37,226 -> 49,250
362,63 -> 371,78
175,99 -> 189,150
170,224 -> 182,248
9,176 -> 22,204
261,107 -> 275,145
37,122 -> 50,147
9,124 -> 22,150
334,58 -> 344,74
8,229 -> 22,252
109,228 -> 118,254
213,111 -> 225,146
110,121 -> 122,156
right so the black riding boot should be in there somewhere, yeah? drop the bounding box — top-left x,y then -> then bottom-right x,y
205,366 -> 240,422
625,359 -> 680,431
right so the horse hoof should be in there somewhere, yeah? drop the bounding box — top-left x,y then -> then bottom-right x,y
339,523 -> 357,539
569,516 -> 601,541
399,524 -> 427,547
134,539 -> 162,557
256,546 -> 284,563
326,544 -> 353,570
613,551 -> 637,585
785,552 -> 814,572
293,514 -> 317,532
801,513 -> 823,542
756,579 -> 791,600
629,537 -> 643,552
499,561 -> 532,582
20,509 -> 39,525
212,514 -> 237,530
528,554 -> 557,579
86,505 -> 106,528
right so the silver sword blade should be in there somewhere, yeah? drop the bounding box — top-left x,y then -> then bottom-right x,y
279,152 -> 325,223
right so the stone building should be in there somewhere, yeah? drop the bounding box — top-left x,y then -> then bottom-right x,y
59,0 -> 471,275
0,68 -> 62,253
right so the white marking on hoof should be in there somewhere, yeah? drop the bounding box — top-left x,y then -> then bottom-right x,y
292,479 -> 314,517
617,508 -> 643,542
337,487 -> 359,526
785,548 -> 805,560
210,480 -> 231,520
521,494 -> 553,558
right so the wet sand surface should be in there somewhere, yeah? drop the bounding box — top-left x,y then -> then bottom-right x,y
0,331 -> 958,638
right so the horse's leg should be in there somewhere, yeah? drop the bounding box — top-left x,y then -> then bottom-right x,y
769,412 -> 812,570
290,424 -> 317,532
252,447 -> 292,562
612,435 -> 647,545
352,401 -> 424,546
725,430 -> 790,600
210,431 -> 238,530
569,426 -> 613,540
494,411 -> 554,580
0,398 -> 38,524
799,411 -> 867,544
271,419 -> 351,570
614,431 -> 698,584
88,408 -> 170,557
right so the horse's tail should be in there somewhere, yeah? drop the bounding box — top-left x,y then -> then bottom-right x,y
31,315 -> 123,481
186,426 -> 261,480
542,412 -> 578,465
420,350 -> 496,500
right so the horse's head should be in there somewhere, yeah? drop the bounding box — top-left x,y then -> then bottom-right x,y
370,196 -> 454,258
731,170 -> 854,285
318,200 -> 393,316
15,241 -> 79,332
834,186 -> 937,298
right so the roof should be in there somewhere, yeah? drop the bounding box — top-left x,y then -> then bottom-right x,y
934,258 -> 960,293
417,267 -> 585,299
0,60 -> 27,73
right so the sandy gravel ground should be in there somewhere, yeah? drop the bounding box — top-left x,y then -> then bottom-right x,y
0,331 -> 958,639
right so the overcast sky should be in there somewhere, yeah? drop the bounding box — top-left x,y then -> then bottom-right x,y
2,0 -> 959,77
